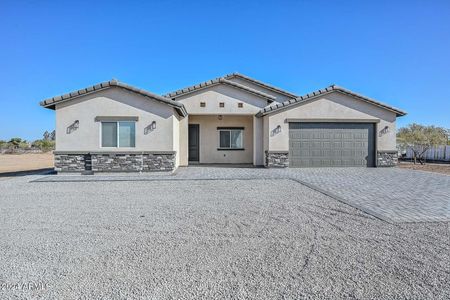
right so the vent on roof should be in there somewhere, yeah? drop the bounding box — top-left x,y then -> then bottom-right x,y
219,102 -> 225,108
238,103 -> 243,108
200,102 -> 206,107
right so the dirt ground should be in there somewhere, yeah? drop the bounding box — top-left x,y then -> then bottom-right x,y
398,160 -> 450,175
0,152 -> 54,175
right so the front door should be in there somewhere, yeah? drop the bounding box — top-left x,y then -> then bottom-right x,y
188,124 -> 200,162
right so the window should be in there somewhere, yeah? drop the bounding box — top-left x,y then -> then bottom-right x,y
219,102 -> 225,108
218,128 -> 243,149
238,103 -> 243,108
200,102 -> 206,107
101,121 -> 135,147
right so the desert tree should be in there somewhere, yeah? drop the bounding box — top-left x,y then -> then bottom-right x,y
397,123 -> 448,164
43,131 -> 50,140
50,130 -> 56,141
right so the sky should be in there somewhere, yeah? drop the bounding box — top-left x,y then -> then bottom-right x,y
0,0 -> 449,141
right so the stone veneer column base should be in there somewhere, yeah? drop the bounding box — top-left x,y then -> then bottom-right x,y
265,151 -> 289,168
377,151 -> 398,167
54,152 -> 176,173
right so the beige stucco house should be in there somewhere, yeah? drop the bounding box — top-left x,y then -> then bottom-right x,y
40,73 -> 406,172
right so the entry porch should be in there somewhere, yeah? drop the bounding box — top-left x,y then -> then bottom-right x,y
178,114 -> 264,166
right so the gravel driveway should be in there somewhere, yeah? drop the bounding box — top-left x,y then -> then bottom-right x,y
1,175 -> 449,299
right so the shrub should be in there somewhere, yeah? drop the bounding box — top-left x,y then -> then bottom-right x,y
31,139 -> 55,152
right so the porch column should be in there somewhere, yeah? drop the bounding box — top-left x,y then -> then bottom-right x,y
178,115 -> 189,166
253,116 -> 264,166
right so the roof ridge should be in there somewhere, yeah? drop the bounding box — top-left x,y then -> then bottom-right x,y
163,75 -> 276,101
164,73 -> 298,99
220,78 -> 276,100
223,73 -> 298,98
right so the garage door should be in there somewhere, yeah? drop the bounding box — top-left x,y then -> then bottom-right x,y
289,123 -> 375,167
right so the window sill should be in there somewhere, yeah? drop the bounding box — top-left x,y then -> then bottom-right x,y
217,148 -> 245,151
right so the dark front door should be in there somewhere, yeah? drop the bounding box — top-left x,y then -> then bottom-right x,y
188,124 -> 200,162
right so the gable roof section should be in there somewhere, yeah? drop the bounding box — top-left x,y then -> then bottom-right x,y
40,79 -> 188,117
163,76 -> 284,102
224,73 -> 298,98
256,84 -> 407,117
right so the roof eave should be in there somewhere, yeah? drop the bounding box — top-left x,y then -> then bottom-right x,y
39,80 -> 188,118
257,86 -> 407,117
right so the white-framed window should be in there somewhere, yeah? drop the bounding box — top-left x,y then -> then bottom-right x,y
101,121 -> 136,147
218,128 -> 243,149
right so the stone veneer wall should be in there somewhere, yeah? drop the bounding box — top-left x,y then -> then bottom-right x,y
377,151 -> 398,167
142,153 -> 175,171
91,154 -> 143,172
54,153 -> 85,172
265,151 -> 289,168
54,152 -> 175,172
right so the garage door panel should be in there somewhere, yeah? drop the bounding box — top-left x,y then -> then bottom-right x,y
289,123 -> 375,168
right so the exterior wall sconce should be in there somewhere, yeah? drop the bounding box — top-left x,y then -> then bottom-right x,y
66,120 -> 79,134
270,125 -> 282,137
218,115 -> 223,120
379,125 -> 389,137
144,121 -> 157,135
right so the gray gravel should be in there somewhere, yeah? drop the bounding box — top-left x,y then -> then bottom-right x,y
34,166 -> 450,223
0,175 -> 449,299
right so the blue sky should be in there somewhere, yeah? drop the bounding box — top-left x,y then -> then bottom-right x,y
1,0 -> 449,140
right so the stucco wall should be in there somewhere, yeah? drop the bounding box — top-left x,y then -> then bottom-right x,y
266,92 -> 397,151
178,116 -> 189,166
172,114 -> 181,168
176,85 -> 270,115
253,116 -> 264,166
263,116 -> 269,153
55,87 -> 179,153
188,115 -> 253,164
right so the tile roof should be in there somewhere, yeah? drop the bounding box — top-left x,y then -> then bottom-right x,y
256,85 -> 407,117
40,79 -> 188,117
163,77 -> 277,102
224,73 -> 298,98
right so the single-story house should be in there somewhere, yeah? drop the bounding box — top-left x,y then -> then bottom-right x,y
40,73 -> 406,172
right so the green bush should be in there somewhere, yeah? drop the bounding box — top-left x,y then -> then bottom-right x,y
8,137 -> 25,148
1,133 -> 56,152
32,139 -> 55,152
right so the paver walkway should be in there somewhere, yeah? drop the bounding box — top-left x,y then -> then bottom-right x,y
33,167 -> 450,223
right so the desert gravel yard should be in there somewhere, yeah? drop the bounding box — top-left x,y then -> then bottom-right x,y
0,175 -> 449,299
